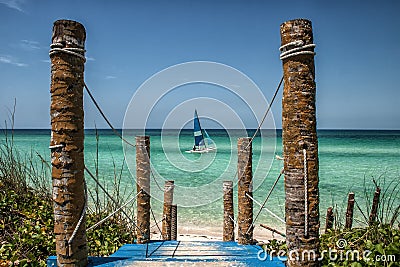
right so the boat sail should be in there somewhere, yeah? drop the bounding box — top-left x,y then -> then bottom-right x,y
186,110 -> 216,153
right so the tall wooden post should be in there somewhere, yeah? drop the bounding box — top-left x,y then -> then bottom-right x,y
223,181 -> 235,241
280,19 -> 320,266
136,136 -> 151,244
345,192 -> 355,229
50,19 -> 87,267
162,180 -> 174,240
237,138 -> 253,244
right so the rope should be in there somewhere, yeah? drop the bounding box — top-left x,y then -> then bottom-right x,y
279,40 -> 303,51
233,77 -> 284,236
248,168 -> 284,234
84,165 -> 145,236
279,40 -> 316,60
228,215 -> 237,228
150,206 -> 163,235
228,214 -> 243,240
245,76 -> 283,150
150,167 -> 165,192
84,83 -> 135,147
49,144 -> 64,149
87,190 -> 141,232
354,199 -> 369,223
245,193 -> 285,224
303,148 -> 309,237
150,217 -> 165,229
231,215 -> 246,238
49,43 -> 86,62
67,178 -> 87,254
49,42 -> 135,147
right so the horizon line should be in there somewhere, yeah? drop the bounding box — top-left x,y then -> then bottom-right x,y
4,128 -> 400,131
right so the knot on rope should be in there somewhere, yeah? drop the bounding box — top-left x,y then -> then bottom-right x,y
279,40 -> 316,60
49,42 -> 86,62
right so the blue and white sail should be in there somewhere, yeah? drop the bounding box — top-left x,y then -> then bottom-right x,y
193,109 -> 204,148
187,110 -> 216,153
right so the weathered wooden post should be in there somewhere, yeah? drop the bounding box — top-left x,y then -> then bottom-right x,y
325,207 -> 334,233
162,180 -> 174,240
171,204 -> 177,241
280,19 -> 320,266
136,136 -> 151,244
49,19 -> 88,267
223,181 -> 235,241
345,192 -> 355,229
369,186 -> 381,225
237,138 -> 253,244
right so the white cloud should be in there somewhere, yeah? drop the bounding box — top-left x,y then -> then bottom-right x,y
86,57 -> 95,61
20,39 -> 40,50
41,59 -> 51,63
105,75 -> 117,79
0,0 -> 25,12
0,55 -> 28,67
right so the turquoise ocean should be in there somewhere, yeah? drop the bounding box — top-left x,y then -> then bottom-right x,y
3,129 -> 400,232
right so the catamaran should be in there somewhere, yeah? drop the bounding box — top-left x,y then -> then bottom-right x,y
186,109 -> 216,153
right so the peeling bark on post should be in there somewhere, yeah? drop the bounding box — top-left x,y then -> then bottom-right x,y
136,136 -> 150,244
162,180 -> 174,240
237,138 -> 253,245
369,187 -> 381,225
281,19 -> 320,266
171,204 -> 177,241
325,207 -> 334,233
50,19 -> 87,267
223,181 -> 235,241
345,192 -> 355,229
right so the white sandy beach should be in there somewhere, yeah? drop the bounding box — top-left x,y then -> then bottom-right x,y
151,224 -> 285,242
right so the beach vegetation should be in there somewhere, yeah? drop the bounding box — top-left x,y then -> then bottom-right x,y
0,123 -> 136,266
263,174 -> 400,267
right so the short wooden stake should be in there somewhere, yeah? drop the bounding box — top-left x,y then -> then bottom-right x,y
237,138 -> 253,244
136,136 -> 151,244
223,181 -> 235,241
281,19 -> 320,266
325,207 -> 334,233
50,19 -> 88,266
162,180 -> 174,240
369,186 -> 381,225
171,204 -> 177,241
345,192 -> 355,229
260,224 -> 286,238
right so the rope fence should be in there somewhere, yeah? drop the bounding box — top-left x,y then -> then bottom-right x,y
245,193 -> 285,224
150,206 -> 163,235
84,83 -> 136,147
49,41 -> 288,244
247,168 -> 285,234
84,165 -> 145,236
87,190 -> 141,232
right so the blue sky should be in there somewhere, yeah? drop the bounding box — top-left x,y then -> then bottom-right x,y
0,0 -> 399,129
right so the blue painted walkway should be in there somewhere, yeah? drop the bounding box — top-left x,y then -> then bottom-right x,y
47,241 -> 285,266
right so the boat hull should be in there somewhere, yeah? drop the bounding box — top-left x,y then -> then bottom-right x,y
185,147 -> 217,154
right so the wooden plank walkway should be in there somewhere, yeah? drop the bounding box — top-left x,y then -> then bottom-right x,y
47,241 -> 286,266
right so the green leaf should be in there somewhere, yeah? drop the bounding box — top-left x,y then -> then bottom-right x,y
375,243 -> 384,254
